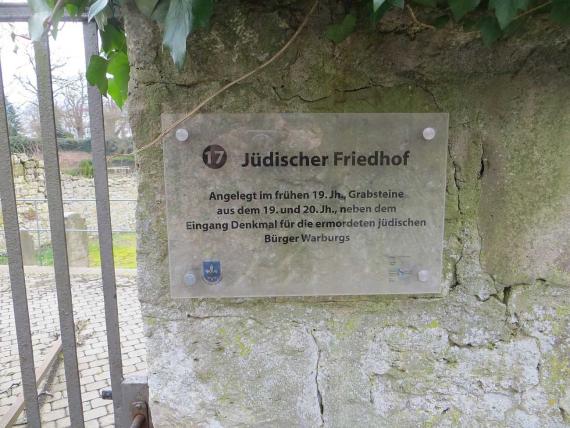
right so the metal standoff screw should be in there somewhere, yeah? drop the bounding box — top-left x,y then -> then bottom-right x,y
184,272 -> 196,286
175,128 -> 189,142
422,127 -> 436,141
418,270 -> 430,282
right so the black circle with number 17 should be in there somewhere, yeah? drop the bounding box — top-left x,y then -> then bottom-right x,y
202,145 -> 227,169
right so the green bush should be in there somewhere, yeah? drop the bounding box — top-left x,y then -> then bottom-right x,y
57,138 -> 92,152
10,135 -> 40,155
70,159 -> 94,178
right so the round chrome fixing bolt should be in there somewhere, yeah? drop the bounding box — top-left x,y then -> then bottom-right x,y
418,270 -> 430,283
175,128 -> 189,142
422,127 -> 436,141
184,272 -> 196,286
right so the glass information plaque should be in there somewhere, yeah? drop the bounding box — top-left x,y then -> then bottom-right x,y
163,113 -> 448,298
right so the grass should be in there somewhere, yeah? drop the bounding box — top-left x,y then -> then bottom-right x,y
38,245 -> 54,265
0,233 -> 137,268
88,233 -> 137,268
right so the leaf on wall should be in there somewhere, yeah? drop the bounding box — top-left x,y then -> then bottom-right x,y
478,15 -> 502,46
551,0 -> 570,26
107,51 -> 130,107
373,0 -> 387,12
134,0 -> 160,18
28,0 -> 51,41
192,0 -> 213,29
86,54 -> 109,95
88,0 -> 108,22
448,0 -> 480,21
488,0 -> 530,29
163,0 -> 193,68
325,14 -> 357,43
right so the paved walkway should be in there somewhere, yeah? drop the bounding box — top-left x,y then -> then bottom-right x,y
0,267 -> 145,427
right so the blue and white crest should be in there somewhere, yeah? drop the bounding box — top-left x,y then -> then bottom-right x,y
202,260 -> 222,284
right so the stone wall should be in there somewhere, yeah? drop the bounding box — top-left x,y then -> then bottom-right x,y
11,153 -> 46,200
123,1 -> 570,426
0,154 -> 137,259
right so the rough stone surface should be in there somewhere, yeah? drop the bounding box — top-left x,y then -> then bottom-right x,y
122,0 -> 570,425
64,212 -> 89,267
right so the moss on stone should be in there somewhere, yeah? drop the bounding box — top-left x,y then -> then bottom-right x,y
123,0 -> 570,424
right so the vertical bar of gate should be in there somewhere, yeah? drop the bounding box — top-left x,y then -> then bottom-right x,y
82,22 -> 124,425
33,35 -> 85,427
0,56 -> 42,428
35,199 -> 40,265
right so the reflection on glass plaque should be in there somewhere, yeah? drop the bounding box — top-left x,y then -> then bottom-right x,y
163,113 -> 448,298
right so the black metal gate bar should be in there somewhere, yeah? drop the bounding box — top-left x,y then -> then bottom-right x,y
83,21 -> 125,426
0,57 -> 43,428
33,35 -> 85,427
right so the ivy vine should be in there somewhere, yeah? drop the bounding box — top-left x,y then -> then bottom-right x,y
26,0 -> 570,107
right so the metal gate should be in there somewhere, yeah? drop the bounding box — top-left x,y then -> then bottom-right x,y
0,4 -> 148,427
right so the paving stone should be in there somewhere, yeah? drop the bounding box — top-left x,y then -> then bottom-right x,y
98,413 -> 115,426
0,269 -> 144,425
81,390 -> 102,401
42,408 -> 66,422
90,397 -> 109,409
80,375 -> 95,384
51,398 -> 68,410
85,419 -> 100,428
93,372 -> 109,382
82,366 -> 103,377
84,406 -> 108,421
85,380 -> 109,393
55,416 -> 71,427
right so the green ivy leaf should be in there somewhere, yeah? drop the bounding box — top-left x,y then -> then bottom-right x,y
66,3 -> 79,15
94,5 -> 110,29
478,15 -> 502,46
373,0 -> 386,12
551,0 -> 570,26
107,51 -> 129,76
107,51 -> 130,108
373,4 -> 391,23
151,0 -> 169,22
502,15 -> 527,37
108,79 -> 126,108
100,22 -> 127,54
390,0 -> 404,9
27,0 -> 51,41
488,0 -> 530,29
433,14 -> 450,28
88,0 -> 108,22
192,0 -> 213,29
50,7 -> 64,38
86,54 -> 109,95
134,0 -> 160,17
448,0 -> 480,21
462,16 -> 477,30
163,0 -> 193,68
325,14 -> 357,43
65,0 -> 89,16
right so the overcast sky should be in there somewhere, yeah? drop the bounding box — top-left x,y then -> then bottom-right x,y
1,20 -> 86,107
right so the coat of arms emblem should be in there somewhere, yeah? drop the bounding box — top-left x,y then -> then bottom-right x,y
202,260 -> 222,284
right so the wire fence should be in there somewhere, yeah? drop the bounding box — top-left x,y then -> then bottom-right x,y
0,197 -> 136,268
